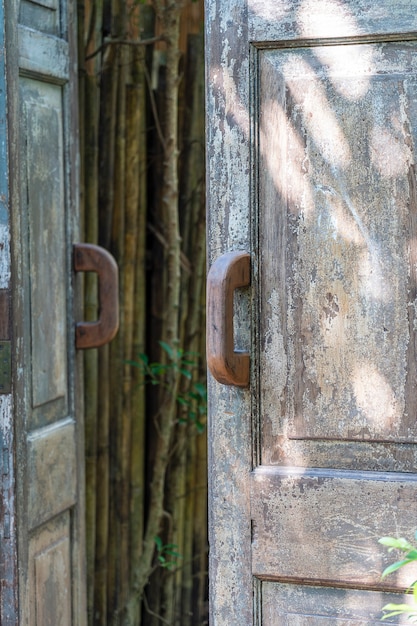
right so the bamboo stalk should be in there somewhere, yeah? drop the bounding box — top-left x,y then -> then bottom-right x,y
95,0 -> 119,621
194,430 -> 208,622
81,0 -> 103,623
129,1 -> 186,610
127,6 -> 154,626
180,32 -> 206,625
114,77 -> 141,622
108,49 -> 128,626
95,345 -> 110,626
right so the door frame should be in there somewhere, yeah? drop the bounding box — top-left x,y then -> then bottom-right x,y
205,0 -> 254,622
1,0 -> 18,621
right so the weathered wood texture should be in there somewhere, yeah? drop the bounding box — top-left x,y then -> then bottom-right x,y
207,0 -> 417,624
7,0 -> 87,624
261,582 -> 412,625
259,43 -> 417,458
248,0 -> 417,42
205,0 -> 253,623
0,1 -> 17,622
251,467 -> 417,587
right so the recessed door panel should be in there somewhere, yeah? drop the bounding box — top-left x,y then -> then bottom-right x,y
259,43 -> 417,452
261,582 -> 409,625
19,0 -> 61,37
21,78 -> 68,418
27,513 -> 72,626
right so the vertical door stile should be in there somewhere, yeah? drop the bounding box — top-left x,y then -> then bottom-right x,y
1,0 -> 17,622
205,0 -> 253,623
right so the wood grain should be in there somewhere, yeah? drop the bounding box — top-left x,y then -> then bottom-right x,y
251,466 -> 417,589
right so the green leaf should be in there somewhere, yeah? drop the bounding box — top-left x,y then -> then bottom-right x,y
150,363 -> 167,375
379,537 -> 415,552
382,559 -> 415,578
159,341 -> 175,359
179,368 -> 192,380
125,359 -> 141,367
194,381 -> 207,396
382,602 -> 417,616
181,357 -> 196,366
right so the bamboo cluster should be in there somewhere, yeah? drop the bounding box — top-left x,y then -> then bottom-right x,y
78,1 -> 207,624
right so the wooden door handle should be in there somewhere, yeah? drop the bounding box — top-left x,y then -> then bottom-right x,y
74,243 -> 119,349
207,251 -> 250,387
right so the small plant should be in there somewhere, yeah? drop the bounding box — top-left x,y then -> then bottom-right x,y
128,341 -> 207,432
379,533 -> 417,621
154,536 -> 182,571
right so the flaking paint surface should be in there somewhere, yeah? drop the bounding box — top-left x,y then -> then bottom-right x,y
248,0 -> 417,43
207,0 -> 417,624
259,43 -> 417,453
206,1 -> 253,620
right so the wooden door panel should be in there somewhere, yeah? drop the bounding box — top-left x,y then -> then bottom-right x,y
19,0 -> 60,36
251,467 -> 417,587
21,77 -> 68,419
261,582 -> 405,625
255,35 -> 417,619
259,42 -> 417,457
27,420 -> 76,530
254,38 -> 417,607
27,513 -> 72,626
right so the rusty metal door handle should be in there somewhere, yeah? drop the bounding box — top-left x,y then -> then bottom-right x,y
207,251 -> 250,387
74,243 -> 119,349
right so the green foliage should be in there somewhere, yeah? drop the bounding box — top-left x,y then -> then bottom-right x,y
154,536 -> 182,571
379,532 -> 417,622
127,341 -> 207,432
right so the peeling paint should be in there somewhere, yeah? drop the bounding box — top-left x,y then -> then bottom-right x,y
207,0 -> 417,623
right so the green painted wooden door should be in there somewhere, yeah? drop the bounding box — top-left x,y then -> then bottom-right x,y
2,0 -> 86,623
206,1 -> 417,624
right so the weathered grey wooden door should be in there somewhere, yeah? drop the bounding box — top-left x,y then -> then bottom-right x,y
207,1 -> 417,624
0,0 -> 86,623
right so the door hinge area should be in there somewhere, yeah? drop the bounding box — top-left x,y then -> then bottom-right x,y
0,341 -> 11,394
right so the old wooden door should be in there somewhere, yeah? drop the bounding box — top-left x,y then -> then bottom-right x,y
207,1 -> 417,624
0,0 -> 104,623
